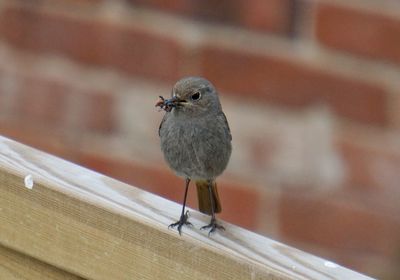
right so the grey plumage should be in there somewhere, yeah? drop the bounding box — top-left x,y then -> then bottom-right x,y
158,76 -> 232,235
159,77 -> 231,180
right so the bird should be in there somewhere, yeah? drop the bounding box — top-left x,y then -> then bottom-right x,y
157,76 -> 232,235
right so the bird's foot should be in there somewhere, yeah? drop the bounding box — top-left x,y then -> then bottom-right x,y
200,218 -> 225,236
169,210 -> 192,235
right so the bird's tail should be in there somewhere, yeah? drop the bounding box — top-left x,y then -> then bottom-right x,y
195,180 -> 222,215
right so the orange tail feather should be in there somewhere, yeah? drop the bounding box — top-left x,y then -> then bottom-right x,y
195,180 -> 222,215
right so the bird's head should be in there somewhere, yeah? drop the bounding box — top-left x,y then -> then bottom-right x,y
162,77 -> 222,117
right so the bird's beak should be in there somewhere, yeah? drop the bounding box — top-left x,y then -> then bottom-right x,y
164,96 -> 179,108
165,96 -> 186,108
156,95 -> 187,112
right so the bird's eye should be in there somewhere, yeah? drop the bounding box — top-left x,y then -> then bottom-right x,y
190,91 -> 201,101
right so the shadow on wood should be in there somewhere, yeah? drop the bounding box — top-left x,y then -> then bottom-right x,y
0,136 -> 374,279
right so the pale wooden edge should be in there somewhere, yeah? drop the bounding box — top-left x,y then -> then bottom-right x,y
0,136 -> 375,280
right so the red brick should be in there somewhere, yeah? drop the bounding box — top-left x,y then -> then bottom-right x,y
15,76 -> 68,126
337,131 -> 400,191
389,90 -> 400,130
0,67 -> 117,134
217,181 -> 260,230
0,5 -> 184,81
316,3 -> 400,65
0,122 -> 78,162
127,0 -> 191,14
83,92 -> 116,133
200,46 -> 389,125
279,190 -> 400,257
77,153 -> 260,230
54,0 -> 103,4
241,0 -> 293,34
128,0 -> 293,35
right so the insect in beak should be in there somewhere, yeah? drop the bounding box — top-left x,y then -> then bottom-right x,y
156,96 -> 185,112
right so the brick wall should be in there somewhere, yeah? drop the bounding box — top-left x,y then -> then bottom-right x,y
0,0 -> 399,278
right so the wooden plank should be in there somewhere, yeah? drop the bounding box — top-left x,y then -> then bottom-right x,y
0,136 -> 374,280
0,244 -> 83,280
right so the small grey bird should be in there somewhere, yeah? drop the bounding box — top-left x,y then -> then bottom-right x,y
157,76 -> 232,235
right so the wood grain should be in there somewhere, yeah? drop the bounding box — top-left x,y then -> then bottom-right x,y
0,244 -> 83,280
0,136 -> 374,279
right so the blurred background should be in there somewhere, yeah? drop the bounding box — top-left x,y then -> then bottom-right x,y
0,0 -> 399,278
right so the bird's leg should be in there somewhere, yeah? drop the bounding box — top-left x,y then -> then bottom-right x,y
169,178 -> 192,235
200,180 -> 225,236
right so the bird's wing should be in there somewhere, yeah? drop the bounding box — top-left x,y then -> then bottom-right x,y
158,114 -> 167,137
220,112 -> 232,141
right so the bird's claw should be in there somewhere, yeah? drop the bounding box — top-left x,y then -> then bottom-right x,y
200,218 -> 225,236
169,210 -> 192,235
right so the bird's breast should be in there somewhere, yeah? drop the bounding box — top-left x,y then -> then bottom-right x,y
160,115 -> 231,179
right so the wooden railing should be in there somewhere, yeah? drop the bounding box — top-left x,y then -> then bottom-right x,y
0,136 -> 374,280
